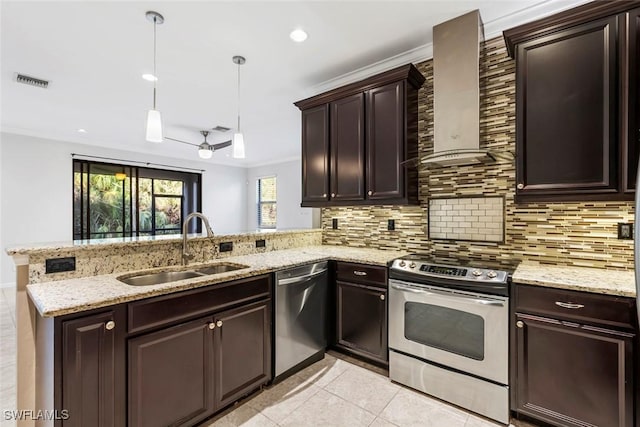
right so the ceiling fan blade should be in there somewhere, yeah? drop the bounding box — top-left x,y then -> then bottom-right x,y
164,136 -> 199,147
212,140 -> 232,150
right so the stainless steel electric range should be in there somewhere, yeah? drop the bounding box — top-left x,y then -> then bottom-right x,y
388,255 -> 511,424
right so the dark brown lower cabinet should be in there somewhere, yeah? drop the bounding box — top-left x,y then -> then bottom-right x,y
335,280 -> 387,363
61,310 -> 125,427
214,299 -> 271,409
128,316 -> 215,427
515,313 -> 634,427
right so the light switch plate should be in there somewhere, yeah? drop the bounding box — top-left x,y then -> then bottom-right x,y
618,223 -> 633,240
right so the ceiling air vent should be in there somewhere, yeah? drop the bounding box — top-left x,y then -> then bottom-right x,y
15,73 -> 49,89
212,125 -> 231,132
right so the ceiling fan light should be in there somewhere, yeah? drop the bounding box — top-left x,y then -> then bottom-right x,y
198,142 -> 213,159
145,109 -> 163,142
232,133 -> 245,159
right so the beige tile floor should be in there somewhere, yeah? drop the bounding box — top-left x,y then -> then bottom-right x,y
0,288 -> 521,427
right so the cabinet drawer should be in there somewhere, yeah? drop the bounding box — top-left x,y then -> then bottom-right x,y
128,275 -> 271,334
335,262 -> 387,287
515,284 -> 636,330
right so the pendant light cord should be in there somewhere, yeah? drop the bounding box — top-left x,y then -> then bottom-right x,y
152,17 -> 157,109
236,61 -> 241,132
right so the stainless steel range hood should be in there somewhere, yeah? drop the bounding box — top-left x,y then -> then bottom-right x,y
423,10 -> 493,166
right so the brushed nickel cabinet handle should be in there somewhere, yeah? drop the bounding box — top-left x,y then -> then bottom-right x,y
216,320 -> 223,328
322,193 -> 327,198
353,271 -> 367,276
208,322 -> 216,330
105,321 -> 115,331
380,294 -> 385,301
555,301 -> 584,309
516,321 -> 524,328
517,183 -> 524,190
368,190 -> 372,196
331,193 -> 336,198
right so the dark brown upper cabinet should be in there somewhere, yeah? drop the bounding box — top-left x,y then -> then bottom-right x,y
504,2 -> 640,202
625,7 -> 640,192
330,93 -> 365,201
301,105 -> 330,203
295,64 -> 425,207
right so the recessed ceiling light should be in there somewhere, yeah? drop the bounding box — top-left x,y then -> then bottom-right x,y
77,128 -> 87,133
289,29 -> 308,43
142,73 -> 158,82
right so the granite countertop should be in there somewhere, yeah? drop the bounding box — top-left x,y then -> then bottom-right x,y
27,245 -> 408,317
6,228 -> 322,256
513,263 -> 636,298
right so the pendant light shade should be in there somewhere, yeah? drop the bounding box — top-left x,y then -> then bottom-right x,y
145,109 -> 163,143
232,133 -> 245,159
232,55 -> 246,159
145,11 -> 164,143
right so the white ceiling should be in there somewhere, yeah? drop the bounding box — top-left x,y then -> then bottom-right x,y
1,0 -> 589,168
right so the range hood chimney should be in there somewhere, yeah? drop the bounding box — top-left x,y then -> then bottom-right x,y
423,10 -> 493,166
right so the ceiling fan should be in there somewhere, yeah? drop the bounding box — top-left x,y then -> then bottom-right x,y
165,130 -> 232,159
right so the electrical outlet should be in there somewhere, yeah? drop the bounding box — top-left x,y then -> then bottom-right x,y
388,219 -> 395,231
45,257 -> 76,274
255,239 -> 266,248
219,242 -> 234,252
332,218 -> 338,229
618,223 -> 633,240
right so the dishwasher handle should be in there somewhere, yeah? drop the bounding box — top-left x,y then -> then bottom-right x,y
277,268 -> 328,286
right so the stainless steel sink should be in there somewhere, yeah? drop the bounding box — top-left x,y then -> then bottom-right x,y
119,263 -> 249,286
193,264 -> 245,275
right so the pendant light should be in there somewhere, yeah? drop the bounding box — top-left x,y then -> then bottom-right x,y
232,55 -> 246,159
145,11 -> 164,143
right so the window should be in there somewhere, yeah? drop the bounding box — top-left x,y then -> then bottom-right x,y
73,160 -> 201,240
257,176 -> 277,229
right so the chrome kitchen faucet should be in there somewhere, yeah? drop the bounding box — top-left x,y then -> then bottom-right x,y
182,212 -> 214,265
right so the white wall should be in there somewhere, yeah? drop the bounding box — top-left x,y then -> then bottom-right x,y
0,132 -> 247,283
246,159 -> 319,231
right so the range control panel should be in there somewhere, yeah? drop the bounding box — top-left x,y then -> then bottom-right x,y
390,258 -> 509,284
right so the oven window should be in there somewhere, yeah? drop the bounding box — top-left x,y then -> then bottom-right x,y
405,302 -> 484,360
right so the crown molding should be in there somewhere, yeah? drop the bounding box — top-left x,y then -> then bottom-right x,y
309,0 -> 591,96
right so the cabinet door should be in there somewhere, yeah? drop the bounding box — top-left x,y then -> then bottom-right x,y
336,281 -> 387,362
302,105 -> 330,204
330,93 -> 365,201
515,16 -> 618,200
515,314 -> 634,427
626,7 -> 640,192
366,81 -> 405,200
62,311 -> 124,427
213,299 -> 271,410
128,316 -> 214,427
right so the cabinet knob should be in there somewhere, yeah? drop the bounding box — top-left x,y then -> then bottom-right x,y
216,320 -> 223,328
208,322 -> 216,330
380,294 -> 385,301
368,190 -> 372,196
331,193 -> 335,198
516,321 -> 524,328
517,183 -> 524,190
322,193 -> 327,198
105,320 -> 115,331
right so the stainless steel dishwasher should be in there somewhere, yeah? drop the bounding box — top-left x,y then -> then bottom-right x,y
275,261 -> 328,379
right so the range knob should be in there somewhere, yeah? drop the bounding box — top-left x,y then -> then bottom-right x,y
472,270 -> 482,277
487,271 -> 497,279
409,262 -> 416,269
399,261 -> 406,267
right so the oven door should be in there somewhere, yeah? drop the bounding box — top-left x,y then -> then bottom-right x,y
389,278 -> 508,385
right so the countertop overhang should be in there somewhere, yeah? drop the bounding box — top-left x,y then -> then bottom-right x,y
27,245 -> 408,317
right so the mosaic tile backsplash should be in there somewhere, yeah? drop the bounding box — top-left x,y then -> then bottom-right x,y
322,36 -> 634,270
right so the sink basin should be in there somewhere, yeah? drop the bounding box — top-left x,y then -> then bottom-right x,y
193,264 -> 245,275
120,270 -> 203,286
119,263 -> 249,286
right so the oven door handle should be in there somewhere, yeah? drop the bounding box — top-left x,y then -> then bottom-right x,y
390,282 -> 505,307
